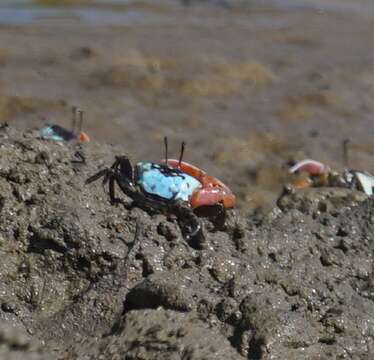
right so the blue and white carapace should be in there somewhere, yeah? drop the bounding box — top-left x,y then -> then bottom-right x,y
39,124 -> 77,142
39,107 -> 90,143
136,162 -> 202,202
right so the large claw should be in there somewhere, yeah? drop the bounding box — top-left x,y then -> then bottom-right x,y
162,159 -> 236,209
289,159 -> 329,175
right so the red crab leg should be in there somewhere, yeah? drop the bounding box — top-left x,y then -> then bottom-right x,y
162,159 -> 206,181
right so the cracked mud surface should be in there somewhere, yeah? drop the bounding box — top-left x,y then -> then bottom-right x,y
0,127 -> 372,359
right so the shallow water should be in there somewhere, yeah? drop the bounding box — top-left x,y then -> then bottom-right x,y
0,1 -> 301,31
270,0 -> 374,16
0,4 -> 172,26
1,0 -> 374,26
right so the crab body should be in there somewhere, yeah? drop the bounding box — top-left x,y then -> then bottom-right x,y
39,125 -> 77,142
86,156 -> 205,244
342,169 -> 374,196
135,162 -> 202,202
39,124 -> 90,143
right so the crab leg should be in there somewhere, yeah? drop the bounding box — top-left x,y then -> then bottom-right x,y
169,199 -> 205,248
85,169 -> 110,184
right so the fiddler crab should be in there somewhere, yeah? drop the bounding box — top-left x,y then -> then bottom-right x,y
39,106 -> 90,143
289,140 -> 374,196
86,137 -> 236,244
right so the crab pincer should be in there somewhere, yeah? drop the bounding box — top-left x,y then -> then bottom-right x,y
160,140 -> 236,210
162,159 -> 236,209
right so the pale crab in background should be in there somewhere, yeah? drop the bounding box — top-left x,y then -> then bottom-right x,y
289,140 -> 374,196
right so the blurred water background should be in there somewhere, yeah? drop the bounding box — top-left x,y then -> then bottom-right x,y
1,0 -> 374,25
0,0 -> 373,211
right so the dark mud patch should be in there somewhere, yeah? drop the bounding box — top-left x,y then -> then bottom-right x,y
0,126 -> 372,359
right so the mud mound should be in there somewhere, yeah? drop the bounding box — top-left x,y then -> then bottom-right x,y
0,126 -> 372,359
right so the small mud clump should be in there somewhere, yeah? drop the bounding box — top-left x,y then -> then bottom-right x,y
0,126 -> 372,359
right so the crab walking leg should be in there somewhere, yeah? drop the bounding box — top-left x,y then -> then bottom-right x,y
85,169 -> 111,184
289,159 -> 328,175
108,175 -> 117,204
169,199 -> 205,247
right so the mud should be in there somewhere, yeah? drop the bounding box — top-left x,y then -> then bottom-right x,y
0,1 -> 374,358
0,127 -> 372,359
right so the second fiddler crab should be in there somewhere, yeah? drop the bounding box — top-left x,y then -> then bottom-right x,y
86,137 -> 235,245
288,140 -> 374,196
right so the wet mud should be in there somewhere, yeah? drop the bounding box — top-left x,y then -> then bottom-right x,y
0,127 -> 372,359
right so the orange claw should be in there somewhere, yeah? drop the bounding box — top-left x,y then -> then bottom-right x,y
161,159 -> 236,209
79,131 -> 90,142
190,184 -> 236,209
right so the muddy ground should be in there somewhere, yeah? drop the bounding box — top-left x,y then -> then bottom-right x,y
0,1 -> 373,359
0,126 -> 372,359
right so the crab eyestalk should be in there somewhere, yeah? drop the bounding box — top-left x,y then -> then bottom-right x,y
343,139 -> 350,168
71,106 -> 77,134
164,136 -> 168,164
76,108 -> 90,142
178,141 -> 186,167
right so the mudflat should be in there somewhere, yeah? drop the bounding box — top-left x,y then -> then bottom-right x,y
1,0 -> 374,210
0,1 -> 373,359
